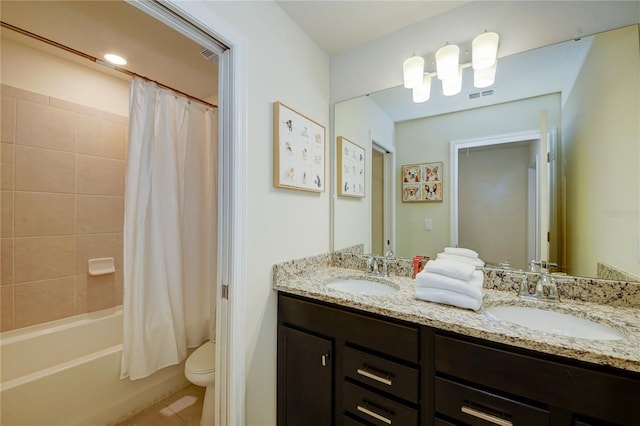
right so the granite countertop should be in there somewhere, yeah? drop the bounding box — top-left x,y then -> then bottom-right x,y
274,265 -> 640,374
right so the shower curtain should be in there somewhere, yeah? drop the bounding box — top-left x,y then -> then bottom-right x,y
121,77 -> 217,380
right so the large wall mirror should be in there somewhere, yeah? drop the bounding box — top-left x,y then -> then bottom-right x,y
333,24 -> 639,283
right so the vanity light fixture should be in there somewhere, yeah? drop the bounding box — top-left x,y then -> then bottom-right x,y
402,31 -> 499,102
103,53 -> 127,66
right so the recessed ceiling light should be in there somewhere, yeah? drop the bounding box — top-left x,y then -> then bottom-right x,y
104,53 -> 127,66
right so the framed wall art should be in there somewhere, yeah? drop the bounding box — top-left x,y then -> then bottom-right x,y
402,161 -> 443,202
337,136 -> 365,198
273,101 -> 326,192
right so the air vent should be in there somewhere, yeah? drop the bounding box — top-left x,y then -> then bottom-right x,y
468,88 -> 496,100
200,48 -> 218,64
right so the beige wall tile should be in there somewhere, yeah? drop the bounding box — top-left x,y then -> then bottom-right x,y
75,274 -> 116,314
14,192 -> 75,237
1,143 -> 14,190
49,97 -> 102,118
14,236 -> 75,283
1,96 -> 16,143
78,115 -> 125,160
77,155 -> 124,196
1,285 -> 14,331
15,145 -> 75,193
16,100 -> 76,152
1,190 -> 13,238
102,111 -> 129,125
76,196 -> 124,234
114,270 -> 123,306
1,238 -> 13,285
75,233 -> 123,275
14,277 -> 75,328
1,85 -> 48,104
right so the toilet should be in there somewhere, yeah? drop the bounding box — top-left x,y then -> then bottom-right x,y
185,340 -> 215,426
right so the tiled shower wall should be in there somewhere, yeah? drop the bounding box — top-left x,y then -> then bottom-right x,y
1,84 -> 127,332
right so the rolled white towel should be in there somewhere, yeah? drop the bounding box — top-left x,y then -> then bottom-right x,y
423,259 -> 475,281
444,247 -> 479,259
415,270 -> 484,300
415,287 -> 483,311
437,252 -> 485,268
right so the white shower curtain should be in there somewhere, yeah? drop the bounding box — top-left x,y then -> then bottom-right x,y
121,77 -> 217,380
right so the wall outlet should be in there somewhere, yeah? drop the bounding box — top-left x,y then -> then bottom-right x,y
424,218 -> 433,231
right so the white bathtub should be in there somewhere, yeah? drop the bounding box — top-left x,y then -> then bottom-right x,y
1,307 -> 189,426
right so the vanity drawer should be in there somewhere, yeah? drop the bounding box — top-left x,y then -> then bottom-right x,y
279,294 -> 419,362
434,334 -> 640,424
343,345 -> 419,403
435,377 -> 550,425
343,381 -> 419,426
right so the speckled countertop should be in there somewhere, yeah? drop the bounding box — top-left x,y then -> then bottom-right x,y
274,259 -> 640,374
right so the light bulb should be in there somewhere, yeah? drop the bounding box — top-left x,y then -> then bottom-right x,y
472,32 -> 499,70
412,75 -> 432,103
442,67 -> 463,96
474,63 -> 496,88
435,44 -> 460,80
403,55 -> 425,89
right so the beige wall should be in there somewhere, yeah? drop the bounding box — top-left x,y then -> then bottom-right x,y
1,37 -> 130,116
1,85 -> 127,331
203,2 -> 331,425
562,25 -> 640,278
395,93 -> 560,259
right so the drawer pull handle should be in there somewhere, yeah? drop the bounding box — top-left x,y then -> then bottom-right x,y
461,406 -> 513,426
321,353 -> 330,367
357,404 -> 392,425
357,367 -> 393,386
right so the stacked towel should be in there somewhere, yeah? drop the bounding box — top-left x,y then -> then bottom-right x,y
437,248 -> 485,267
423,259 -> 475,281
415,258 -> 484,311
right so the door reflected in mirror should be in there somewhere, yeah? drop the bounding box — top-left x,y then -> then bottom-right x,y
332,24 -> 640,283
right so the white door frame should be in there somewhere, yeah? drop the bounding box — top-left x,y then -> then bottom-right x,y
127,2 -> 248,425
450,129 -> 556,262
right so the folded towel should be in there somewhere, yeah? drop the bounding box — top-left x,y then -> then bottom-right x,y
415,270 -> 484,300
415,287 -> 483,311
437,252 -> 485,267
423,259 -> 475,281
444,247 -> 479,259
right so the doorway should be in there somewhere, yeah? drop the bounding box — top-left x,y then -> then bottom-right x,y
371,142 -> 393,256
0,1 -> 248,424
450,129 -> 555,269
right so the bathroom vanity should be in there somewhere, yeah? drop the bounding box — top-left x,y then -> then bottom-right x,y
274,255 -> 640,426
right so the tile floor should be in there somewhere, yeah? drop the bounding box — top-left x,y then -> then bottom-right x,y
116,384 -> 205,426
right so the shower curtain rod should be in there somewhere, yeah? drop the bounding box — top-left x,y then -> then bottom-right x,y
1,21 -> 218,109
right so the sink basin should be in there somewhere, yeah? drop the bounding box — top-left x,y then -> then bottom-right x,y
485,306 -> 623,341
326,279 -> 398,296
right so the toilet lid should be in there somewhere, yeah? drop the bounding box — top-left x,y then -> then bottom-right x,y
186,340 -> 215,374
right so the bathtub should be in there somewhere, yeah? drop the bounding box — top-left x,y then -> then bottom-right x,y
1,307 -> 189,426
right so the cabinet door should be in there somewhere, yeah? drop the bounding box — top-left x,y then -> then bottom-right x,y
278,325 -> 333,426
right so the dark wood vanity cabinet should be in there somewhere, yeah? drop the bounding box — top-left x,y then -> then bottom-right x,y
278,293 -> 422,426
277,293 -> 640,426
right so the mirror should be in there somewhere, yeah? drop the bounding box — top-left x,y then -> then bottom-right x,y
333,24 -> 640,282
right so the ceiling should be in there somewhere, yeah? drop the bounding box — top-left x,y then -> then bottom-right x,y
0,0 -> 219,101
0,1 -> 476,100
276,0 -> 471,55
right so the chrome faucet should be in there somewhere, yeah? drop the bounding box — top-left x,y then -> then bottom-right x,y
519,261 -> 559,301
366,256 -> 379,274
365,255 -> 393,277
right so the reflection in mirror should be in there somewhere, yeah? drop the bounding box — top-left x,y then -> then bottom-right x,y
332,24 -> 639,282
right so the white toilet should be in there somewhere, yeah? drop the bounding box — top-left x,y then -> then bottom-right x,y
185,340 -> 215,426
